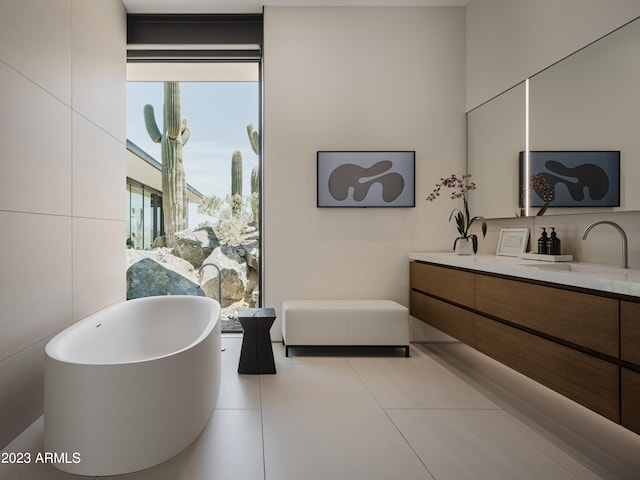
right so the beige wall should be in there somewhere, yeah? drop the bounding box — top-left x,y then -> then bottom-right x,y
0,0 -> 126,448
466,0 -> 640,268
263,6 -> 466,339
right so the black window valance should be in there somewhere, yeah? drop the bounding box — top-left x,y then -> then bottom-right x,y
127,14 -> 263,62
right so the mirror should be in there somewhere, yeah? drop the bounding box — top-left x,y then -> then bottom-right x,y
468,17 -> 640,218
467,82 -> 525,218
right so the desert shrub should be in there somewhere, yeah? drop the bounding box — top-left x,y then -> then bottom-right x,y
197,194 -> 252,245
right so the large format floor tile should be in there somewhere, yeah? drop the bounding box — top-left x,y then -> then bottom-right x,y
216,336 -> 261,410
4,336 -> 640,480
417,342 -> 640,479
388,408 -> 602,480
260,363 -> 433,480
347,353 -> 500,409
103,409 -> 264,480
0,417 -> 81,480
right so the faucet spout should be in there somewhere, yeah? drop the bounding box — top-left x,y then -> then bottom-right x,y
199,263 -> 222,303
581,221 -> 629,269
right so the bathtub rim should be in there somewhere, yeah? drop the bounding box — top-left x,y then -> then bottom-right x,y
45,295 -> 221,366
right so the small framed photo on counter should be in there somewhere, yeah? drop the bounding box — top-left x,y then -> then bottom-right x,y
496,228 -> 529,256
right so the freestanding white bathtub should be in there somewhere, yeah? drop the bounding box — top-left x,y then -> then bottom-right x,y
44,295 -> 221,476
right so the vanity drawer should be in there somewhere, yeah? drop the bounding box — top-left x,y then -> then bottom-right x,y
475,275 -> 619,357
410,262 -> 474,308
474,314 -> 620,422
621,301 -> 640,365
621,368 -> 640,435
410,291 -> 475,346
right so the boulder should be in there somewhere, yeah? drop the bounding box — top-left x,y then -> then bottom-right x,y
126,247 -> 198,283
200,246 -> 247,307
243,242 -> 259,271
172,227 -> 220,269
127,257 -> 204,300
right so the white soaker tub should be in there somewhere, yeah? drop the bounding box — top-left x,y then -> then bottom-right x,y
44,295 -> 221,476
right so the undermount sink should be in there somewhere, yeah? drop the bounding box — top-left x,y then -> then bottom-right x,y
519,262 -> 640,282
521,263 -> 620,273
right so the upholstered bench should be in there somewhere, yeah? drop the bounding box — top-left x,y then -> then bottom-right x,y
281,300 -> 410,357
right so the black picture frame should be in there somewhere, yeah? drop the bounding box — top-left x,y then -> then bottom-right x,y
519,151 -> 620,208
317,151 -> 415,208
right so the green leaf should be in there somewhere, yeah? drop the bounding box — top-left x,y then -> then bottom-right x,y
537,201 -> 550,216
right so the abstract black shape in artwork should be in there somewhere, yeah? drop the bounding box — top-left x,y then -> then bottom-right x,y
519,151 -> 620,208
317,152 -> 415,207
328,161 -> 404,203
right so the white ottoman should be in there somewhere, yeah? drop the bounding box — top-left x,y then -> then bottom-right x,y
281,300 -> 410,357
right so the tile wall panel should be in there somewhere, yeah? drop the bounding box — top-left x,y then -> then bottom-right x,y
72,0 -> 126,140
0,211 -> 72,362
0,62 -> 72,216
0,338 -> 48,450
0,0 -> 126,450
0,0 -> 72,105
72,217 -> 125,322
72,113 -> 125,220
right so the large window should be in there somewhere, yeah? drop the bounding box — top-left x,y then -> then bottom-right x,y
125,14 -> 263,330
126,180 -> 163,250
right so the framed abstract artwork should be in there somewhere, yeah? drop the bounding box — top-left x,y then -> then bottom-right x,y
317,151 -> 415,208
519,151 -> 620,208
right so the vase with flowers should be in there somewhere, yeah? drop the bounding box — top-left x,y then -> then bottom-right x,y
427,174 -> 487,255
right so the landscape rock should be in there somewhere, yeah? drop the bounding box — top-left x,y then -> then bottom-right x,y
172,227 -> 220,269
126,247 -> 198,283
244,244 -> 259,270
127,257 -> 204,300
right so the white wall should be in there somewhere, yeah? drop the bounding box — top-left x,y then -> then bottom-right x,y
263,6 -> 466,339
466,0 -> 640,110
0,0 -> 126,448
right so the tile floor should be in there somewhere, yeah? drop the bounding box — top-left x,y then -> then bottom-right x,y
2,336 -> 640,480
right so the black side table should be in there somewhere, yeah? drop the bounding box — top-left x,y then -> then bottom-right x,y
237,308 -> 276,374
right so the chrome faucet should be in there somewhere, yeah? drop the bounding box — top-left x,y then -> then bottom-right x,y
581,221 -> 629,269
198,263 -> 222,302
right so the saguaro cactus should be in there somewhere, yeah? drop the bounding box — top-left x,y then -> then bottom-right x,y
247,124 -> 260,193
231,150 -> 243,216
247,124 -> 260,226
247,124 -> 259,156
144,82 -> 190,247
251,165 -> 259,194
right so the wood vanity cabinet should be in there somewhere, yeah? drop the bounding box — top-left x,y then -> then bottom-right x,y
621,301 -> 640,365
410,262 -> 474,307
622,368 -> 640,434
410,290 -> 475,346
410,260 -> 638,431
475,275 -> 618,357
621,301 -> 640,433
473,313 -> 619,422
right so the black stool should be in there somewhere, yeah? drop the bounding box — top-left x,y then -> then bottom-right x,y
237,308 -> 276,374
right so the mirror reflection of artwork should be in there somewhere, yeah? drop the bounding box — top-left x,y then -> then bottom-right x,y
519,151 -> 620,207
317,151 -> 415,207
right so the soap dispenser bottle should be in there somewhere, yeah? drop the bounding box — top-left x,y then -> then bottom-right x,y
547,227 -> 561,255
537,227 -> 548,255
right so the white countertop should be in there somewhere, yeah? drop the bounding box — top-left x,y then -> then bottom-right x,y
409,252 -> 640,299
